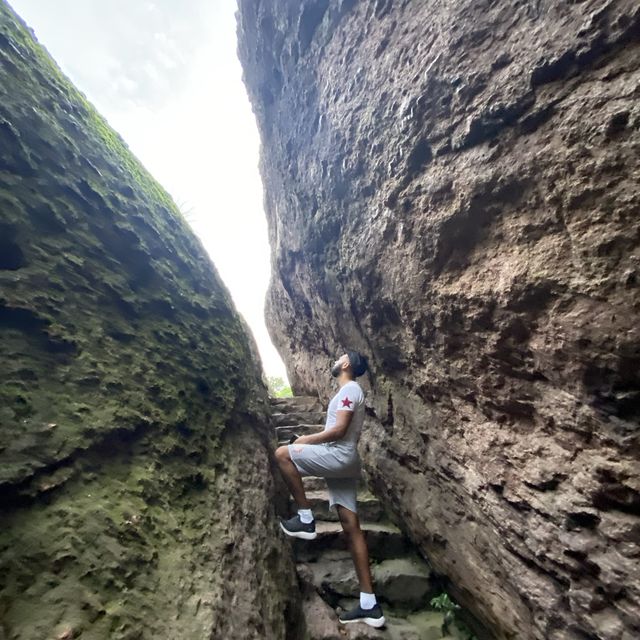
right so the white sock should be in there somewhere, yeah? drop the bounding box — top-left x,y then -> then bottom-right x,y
360,591 -> 377,609
298,508 -> 314,524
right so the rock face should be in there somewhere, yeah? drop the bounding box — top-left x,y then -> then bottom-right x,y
0,4 -> 301,639
237,1 -> 640,639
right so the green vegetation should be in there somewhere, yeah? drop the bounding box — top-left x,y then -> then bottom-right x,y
267,376 -> 293,398
430,592 -> 478,640
430,592 -> 460,614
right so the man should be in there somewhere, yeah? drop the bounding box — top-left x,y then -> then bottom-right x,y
274,350 -> 386,629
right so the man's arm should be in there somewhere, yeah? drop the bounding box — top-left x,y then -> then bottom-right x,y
295,410 -> 353,445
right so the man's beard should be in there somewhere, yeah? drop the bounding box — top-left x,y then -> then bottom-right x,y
331,363 -> 341,378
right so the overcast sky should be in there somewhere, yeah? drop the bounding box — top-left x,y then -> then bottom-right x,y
9,0 -> 288,381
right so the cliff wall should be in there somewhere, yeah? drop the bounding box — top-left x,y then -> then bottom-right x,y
237,1 -> 640,638
0,4 -> 300,638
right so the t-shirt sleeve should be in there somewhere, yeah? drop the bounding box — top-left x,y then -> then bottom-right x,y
335,385 -> 362,413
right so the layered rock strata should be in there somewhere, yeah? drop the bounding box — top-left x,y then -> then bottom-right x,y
237,1 -> 640,639
0,4 -> 301,638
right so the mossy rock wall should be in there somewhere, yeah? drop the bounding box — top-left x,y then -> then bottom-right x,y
0,3 -> 300,638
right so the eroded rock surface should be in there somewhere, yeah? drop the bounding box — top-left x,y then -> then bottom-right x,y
237,1 -> 640,638
0,4 -> 301,638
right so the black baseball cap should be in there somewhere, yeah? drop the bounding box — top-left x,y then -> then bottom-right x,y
346,350 -> 368,377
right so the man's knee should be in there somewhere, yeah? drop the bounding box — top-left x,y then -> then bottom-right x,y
275,445 -> 290,464
337,505 -> 359,535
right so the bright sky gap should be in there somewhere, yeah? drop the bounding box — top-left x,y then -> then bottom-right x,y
9,0 -> 288,381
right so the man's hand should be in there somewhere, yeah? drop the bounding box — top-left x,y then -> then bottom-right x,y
293,434 -> 313,444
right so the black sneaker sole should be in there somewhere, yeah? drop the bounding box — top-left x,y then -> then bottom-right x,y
339,615 -> 386,628
279,521 -> 317,540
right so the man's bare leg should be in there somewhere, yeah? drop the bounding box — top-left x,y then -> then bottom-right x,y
336,504 -> 374,593
275,445 -> 311,509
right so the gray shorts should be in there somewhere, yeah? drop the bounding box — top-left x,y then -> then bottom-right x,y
288,442 -> 361,513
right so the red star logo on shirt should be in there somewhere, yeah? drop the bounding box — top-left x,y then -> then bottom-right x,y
341,397 -> 353,408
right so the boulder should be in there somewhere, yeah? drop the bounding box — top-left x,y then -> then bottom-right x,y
302,552 -> 434,611
374,556 -> 435,611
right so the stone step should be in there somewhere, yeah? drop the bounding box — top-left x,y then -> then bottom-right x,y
270,395 -> 323,412
383,608 -> 460,640
291,521 -> 413,563
333,598 -> 460,640
275,424 -> 324,442
298,565 -> 455,640
272,411 -> 326,427
301,476 -> 369,493
289,489 -> 384,523
270,394 -> 320,404
374,557 -> 437,612
300,550 -> 435,612
299,587 -> 380,640
303,476 -> 332,491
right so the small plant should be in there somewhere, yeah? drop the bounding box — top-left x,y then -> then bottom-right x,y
430,591 -> 477,640
430,592 -> 460,614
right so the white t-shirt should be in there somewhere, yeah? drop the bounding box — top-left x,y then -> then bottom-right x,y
324,380 -> 365,447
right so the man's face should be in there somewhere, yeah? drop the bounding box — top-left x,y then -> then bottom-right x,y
331,353 -> 349,378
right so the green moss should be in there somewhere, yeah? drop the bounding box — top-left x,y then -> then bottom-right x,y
0,2 -> 297,638
1,5 -> 178,222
